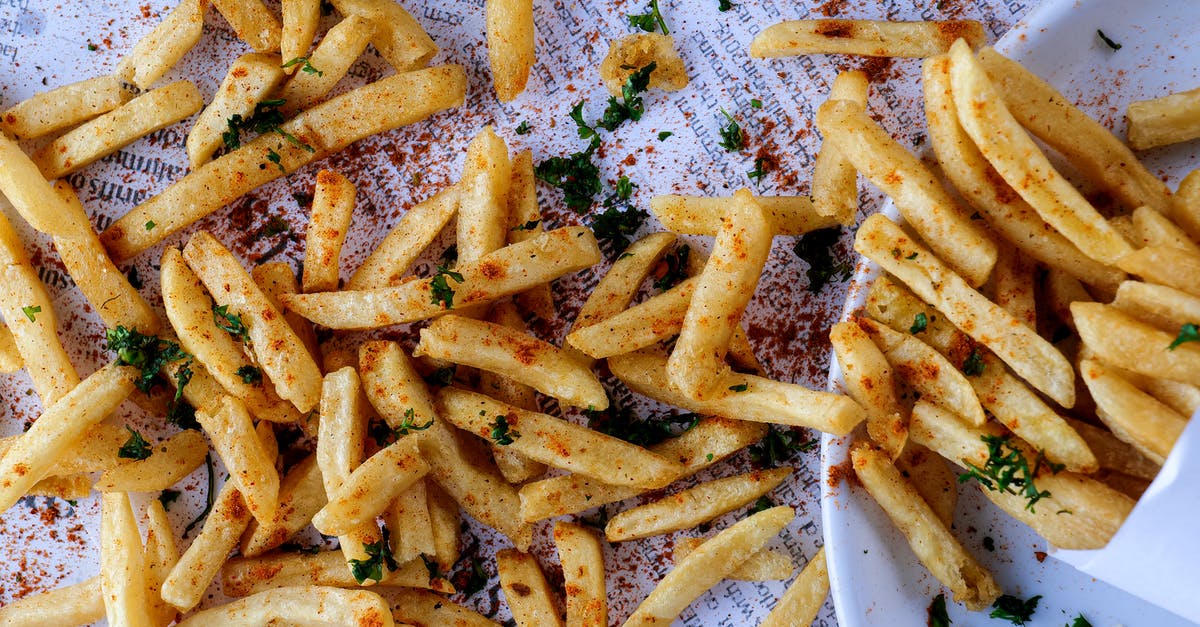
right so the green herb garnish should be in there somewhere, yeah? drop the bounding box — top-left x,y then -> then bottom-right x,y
1168,322 -> 1199,350
213,304 -> 251,343
144,221 -> 156,230
430,265 -> 464,310
118,426 -> 153,460
21,305 -> 40,322
718,107 -> 744,151
158,489 -> 180,511
961,348 -> 986,376
910,312 -> 928,334
747,157 -> 769,182
222,99 -> 313,153
349,529 -> 399,584
515,121 -> 531,135
749,427 -> 815,467
728,383 -> 749,392
1067,615 -> 1093,627
511,219 -> 541,232
282,56 -> 323,76
599,63 -> 656,132
628,0 -> 668,34
793,227 -> 851,293
989,594 -> 1041,625
236,365 -> 262,384
748,495 -> 774,515
958,435 -> 1063,512
1096,29 -> 1122,51
658,131 -> 673,141
489,414 -> 520,445
652,244 -> 689,291
591,205 -> 648,252
536,142 -> 601,213
266,148 -> 284,173
928,593 -> 951,627
585,406 -> 700,448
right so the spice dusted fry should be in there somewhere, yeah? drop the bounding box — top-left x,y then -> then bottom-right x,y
95,429 -> 208,492
241,454 -> 328,557
385,478 -> 436,565
1066,418 -> 1161,482
284,227 -> 601,329
1074,302 -> 1200,385
673,539 -> 794,581
1126,85 -> 1200,150
197,396 -> 280,522
187,53 -> 287,168
987,244 -> 1037,329
896,444 -> 958,527
173,586 -> 394,627
116,0 -> 205,89
812,70 -> 868,224
210,0 -> 282,53
99,492 -> 155,627
829,319 -> 907,458
508,150 -> 556,319
750,19 -> 985,58
1117,245 -> 1200,298
389,588 -> 500,627
1131,206 -> 1200,254
815,97 -> 997,286
0,75 -> 130,140
497,550 -> 564,627
347,187 -> 460,290
0,575 -> 105,625
486,0 -> 535,101
327,0 -> 438,71
554,521 -> 607,627
0,134 -> 92,239
426,480 -> 462,570
760,548 -> 828,627
144,499 -> 181,626
312,436 -> 429,536
457,126 -> 513,266
303,170 -> 357,293
566,276 -> 696,359
650,195 -> 837,236
481,300 -> 548,484
221,550 -> 441,597
278,15 -> 378,115
1080,359 -> 1187,465
281,0 -> 321,69
1172,169 -> 1200,243
252,262 -> 323,368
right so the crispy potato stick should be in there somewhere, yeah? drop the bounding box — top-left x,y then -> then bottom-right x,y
1066,418 -> 1161,482
317,368 -> 382,567
0,575 -> 104,625
1126,85 -> 1200,150
750,19 -> 984,58
210,0 -> 282,53
497,550 -> 564,627
1172,168 -> 1200,242
625,506 -> 793,626
0,136 -> 91,239
567,275 -> 696,359
162,484 -> 253,611
175,586 -> 393,627
100,493 -> 154,627
856,215 -> 1075,407
33,80 -> 203,179
438,387 -> 683,488
242,454 -> 327,557
852,445 -> 999,610
1074,302 -> 1200,384
830,320 -> 907,458
0,364 -> 132,510
673,538 -> 793,581
282,0 -> 321,68
896,444 -> 958,527
162,248 -> 301,423
95,429 -> 207,492
417,315 -> 607,409
285,226 -> 600,329
348,187 -> 459,290
507,151 -> 555,319
252,262 -> 323,366
813,70 -> 868,224
0,75 -> 129,140
52,181 -> 159,332
987,245 -> 1036,328
390,588 -> 500,627
279,15 -> 377,115
1080,359 -> 1186,465
1118,245 -> 1200,298
102,65 -> 466,261
26,474 -> 92,499
486,0 -> 535,101
144,499 -> 181,627
816,98 -> 997,286
197,396 -> 280,521
922,55 -> 1123,291
866,276 -> 1095,470
303,170 -> 356,292
481,301 -> 547,483
184,231 -> 322,412
385,478 -> 436,564
0,323 -> 22,373
1122,371 -> 1200,418
650,194 -> 837,236
187,53 -> 286,167
117,0 -> 204,89
909,401 -> 1133,550
668,190 -> 771,399
222,551 -> 440,597
1132,206 -> 1200,254
572,231 -> 676,328
606,468 -> 792,542
426,480 -> 462,569
519,416 -> 766,521
457,126 -> 513,265
612,348 -> 863,433
0,423 -> 126,477
760,548 -> 828,627
855,316 -> 985,425
312,437 -> 428,536
554,522 -> 607,627
948,41 -> 1132,265
328,0 -> 438,70
1112,280 -> 1200,334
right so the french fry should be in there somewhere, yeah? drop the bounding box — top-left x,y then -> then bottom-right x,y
312,436 -> 429,536
101,65 -> 467,261
571,231 -> 676,329
624,506 -> 794,626
100,492 -> 154,627
987,244 -> 1036,329
830,320 -> 907,458
606,468 -> 792,542
554,521 -> 607,627
1117,244 -> 1200,298
0,75 -> 130,140
852,444 -> 1000,610
210,0 -> 282,53
949,41 -> 1132,265
116,0 -> 205,89
600,33 -> 688,96
438,387 -> 683,488
426,480 -> 462,570
0,575 -> 104,626
187,53 -> 287,167
389,588 -> 499,627
750,19 -> 985,58
385,478 -> 436,564
668,190 -> 772,399
486,0 -> 535,101
417,315 -> 607,409
347,187 -> 459,290
0,423 -> 126,477
221,551 -> 442,597
497,550 -> 563,627
317,367 -> 382,568
162,484 -> 253,611
507,151 -> 556,319
1080,359 -> 1186,465
1172,169 -> 1200,243
1074,302 -> 1200,385
612,348 -> 863,434
673,538 -> 794,581
327,0 -> 438,71
302,170 -> 357,292
33,80 -> 203,179
1126,84 -> 1200,150
284,227 -> 600,329
242,454 -> 328,557
760,548 -> 828,627
0,135 -> 92,239
278,15 -> 378,115
813,70 -> 868,224
566,276 -> 695,359
94,429 -> 208,492
174,586 -> 394,627
457,126 -> 513,265
650,194 -> 837,236
816,97 -> 998,286
0,323 -> 22,373
518,416 -> 765,521
856,214 -> 1075,407
896,444 -> 958,527
184,231 -> 323,412
26,474 -> 93,500
0,364 -> 133,510
281,0 -> 322,69
144,499 -> 181,627
197,396 -> 280,521
1131,206 -> 1200,254
1066,418 -> 1161,482
252,262 -> 323,367
1112,280 -> 1200,335
480,301 -> 548,484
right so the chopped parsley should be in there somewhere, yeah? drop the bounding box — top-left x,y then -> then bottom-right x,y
652,244 -> 690,291
87,42 -> 98,51
126,266 -> 143,289
21,305 -> 40,322
958,435 -> 1064,512
910,312 -> 928,334
961,348 -> 986,376
906,251 -> 919,260
222,99 -> 314,154
748,495 -> 774,515
118,426 -> 153,460
423,365 -> 457,387
728,383 -> 749,392
658,131 -> 673,141
440,244 -> 458,266
430,265 -> 464,310
236,365 -> 262,384
749,427 -> 815,467
989,594 -> 1041,625
489,414 -> 520,445
793,227 -> 852,293
580,504 -> 610,529
591,205 -> 648,252
281,56 -> 323,76
928,593 -> 951,627
461,559 -> 488,598
747,157 -> 769,182
213,304 -> 251,343
1096,29 -> 1122,51
599,63 -> 656,132
105,326 -> 195,425
615,175 -> 635,200
349,528 -> 399,584
373,407 -> 434,446
536,141 -> 601,213
157,489 -> 181,511
266,148 -> 284,173
628,0 -> 668,34
1068,615 -> 1093,627
1168,322 -> 1199,350
515,120 -> 532,135
750,98 -> 762,108
511,219 -> 541,232
718,108 -> 745,151
718,0 -> 734,10
586,406 -> 700,448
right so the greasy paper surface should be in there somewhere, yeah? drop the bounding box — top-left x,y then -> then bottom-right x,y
0,0 -> 1031,624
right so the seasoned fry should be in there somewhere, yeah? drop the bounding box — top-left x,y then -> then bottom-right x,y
197,396 -> 280,521
1131,205 -> 1200,254
221,551 -> 440,597
987,244 -> 1036,329
162,484 -> 253,612
100,492 -> 154,627
327,0 -> 438,71
480,301 -> 547,483
0,135 -> 92,239
1117,245 -> 1200,298
813,70 -> 867,224
210,0 -> 282,53
1172,169 -> 1200,243
830,319 -> 907,458
174,586 -> 394,627
1126,84 -> 1200,150
278,15 -> 378,115
252,262 -> 323,367
572,231 -> 676,330
458,126 -> 513,265
606,468 -> 792,542
0,575 -> 104,626
317,367 -> 382,568
0,323 -> 22,373
0,75 -> 130,140
347,187 -> 459,290
566,276 -> 696,359
426,480 -> 463,570
242,454 -> 328,557
1080,359 -> 1187,465
95,429 -> 208,492
600,33 -> 688,96
497,550 -> 563,627
554,521 -> 607,627
760,548 -> 828,627
187,53 -> 286,168
673,538 -> 793,581
385,478 -> 436,564
144,499 -> 181,627
312,436 -> 429,536
1112,280 -> 1200,334
303,170 -> 357,292
650,194 -> 837,236
1066,418 -> 1161,482
284,227 -> 600,329
487,0 -> 535,101
1074,302 -> 1200,385
389,588 -> 499,627
116,0 -> 205,89
281,0 -> 322,68
750,19 -> 985,58
896,444 -> 958,527
507,150 -> 556,319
